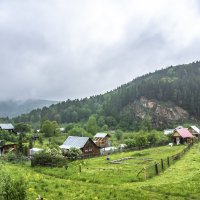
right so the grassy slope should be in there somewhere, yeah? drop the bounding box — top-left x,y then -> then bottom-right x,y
1,144 -> 200,200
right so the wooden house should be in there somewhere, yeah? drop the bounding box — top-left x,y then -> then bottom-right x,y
60,136 -> 100,157
0,143 -> 17,155
94,133 -> 111,148
172,128 -> 193,144
0,123 -> 14,132
188,126 -> 200,138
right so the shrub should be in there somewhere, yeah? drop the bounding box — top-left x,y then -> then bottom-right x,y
135,134 -> 147,149
62,147 -> 82,160
31,148 -> 67,167
0,130 -> 17,143
1,152 -> 27,163
115,130 -> 123,141
0,172 -> 27,200
124,139 -> 136,148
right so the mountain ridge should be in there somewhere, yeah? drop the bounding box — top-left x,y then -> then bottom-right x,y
11,61 -> 200,130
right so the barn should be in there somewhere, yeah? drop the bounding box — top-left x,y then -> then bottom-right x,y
60,136 -> 100,157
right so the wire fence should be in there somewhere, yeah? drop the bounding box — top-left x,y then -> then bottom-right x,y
77,141 -> 196,183
137,141 -> 195,181
80,141 -> 170,159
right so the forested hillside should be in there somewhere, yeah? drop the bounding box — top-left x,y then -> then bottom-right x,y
12,61 -> 200,130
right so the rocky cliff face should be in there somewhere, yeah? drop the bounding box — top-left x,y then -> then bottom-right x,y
131,97 -> 191,128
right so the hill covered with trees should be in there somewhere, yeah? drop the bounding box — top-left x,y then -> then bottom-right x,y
12,61 -> 200,130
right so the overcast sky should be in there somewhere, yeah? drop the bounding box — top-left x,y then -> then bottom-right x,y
1,0 -> 200,101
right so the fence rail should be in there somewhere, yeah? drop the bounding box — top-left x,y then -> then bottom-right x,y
137,141 -> 195,181
77,141 -> 196,182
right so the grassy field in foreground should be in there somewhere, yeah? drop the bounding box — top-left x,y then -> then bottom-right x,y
1,144 -> 200,200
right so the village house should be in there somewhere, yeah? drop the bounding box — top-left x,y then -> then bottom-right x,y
188,125 -> 200,138
94,133 -> 111,148
0,142 -> 17,155
0,123 -> 14,132
59,136 -> 100,157
171,128 -> 193,144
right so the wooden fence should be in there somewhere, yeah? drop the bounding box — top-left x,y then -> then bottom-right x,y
137,141 -> 195,181
78,141 -> 195,182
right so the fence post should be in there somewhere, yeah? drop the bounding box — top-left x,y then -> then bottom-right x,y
167,157 -> 170,167
144,167 -> 147,180
155,162 -> 159,175
79,164 -> 82,173
161,159 -> 164,170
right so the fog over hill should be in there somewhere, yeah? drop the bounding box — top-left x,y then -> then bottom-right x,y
0,99 -> 58,117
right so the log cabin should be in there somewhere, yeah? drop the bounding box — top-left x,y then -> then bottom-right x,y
94,133 -> 111,148
60,136 -> 100,157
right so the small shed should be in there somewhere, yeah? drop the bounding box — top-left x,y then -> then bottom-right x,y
172,128 -> 193,144
94,133 -> 111,148
60,136 -> 100,157
188,126 -> 200,138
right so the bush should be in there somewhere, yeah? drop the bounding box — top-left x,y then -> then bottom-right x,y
0,172 -> 27,200
124,139 -> 136,148
1,152 -> 27,163
135,133 -> 147,149
62,147 -> 82,160
147,130 -> 169,146
31,148 -> 67,167
0,130 -> 17,143
115,130 -> 123,141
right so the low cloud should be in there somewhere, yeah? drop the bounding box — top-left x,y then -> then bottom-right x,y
0,0 -> 200,101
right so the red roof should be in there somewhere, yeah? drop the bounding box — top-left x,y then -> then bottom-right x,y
176,128 -> 193,138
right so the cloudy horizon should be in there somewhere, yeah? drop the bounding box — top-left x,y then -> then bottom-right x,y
1,0 -> 200,101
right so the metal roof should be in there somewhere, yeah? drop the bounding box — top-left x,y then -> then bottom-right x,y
94,133 -> 110,138
176,128 -> 193,138
59,136 -> 89,149
0,123 -> 14,130
190,126 -> 200,134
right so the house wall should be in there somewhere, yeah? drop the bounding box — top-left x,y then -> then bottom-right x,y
1,144 -> 17,154
94,137 -> 110,148
173,132 -> 180,137
188,128 -> 195,133
188,128 -> 199,137
82,140 -> 100,157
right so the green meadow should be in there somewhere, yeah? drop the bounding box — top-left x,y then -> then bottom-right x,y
1,144 -> 200,200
